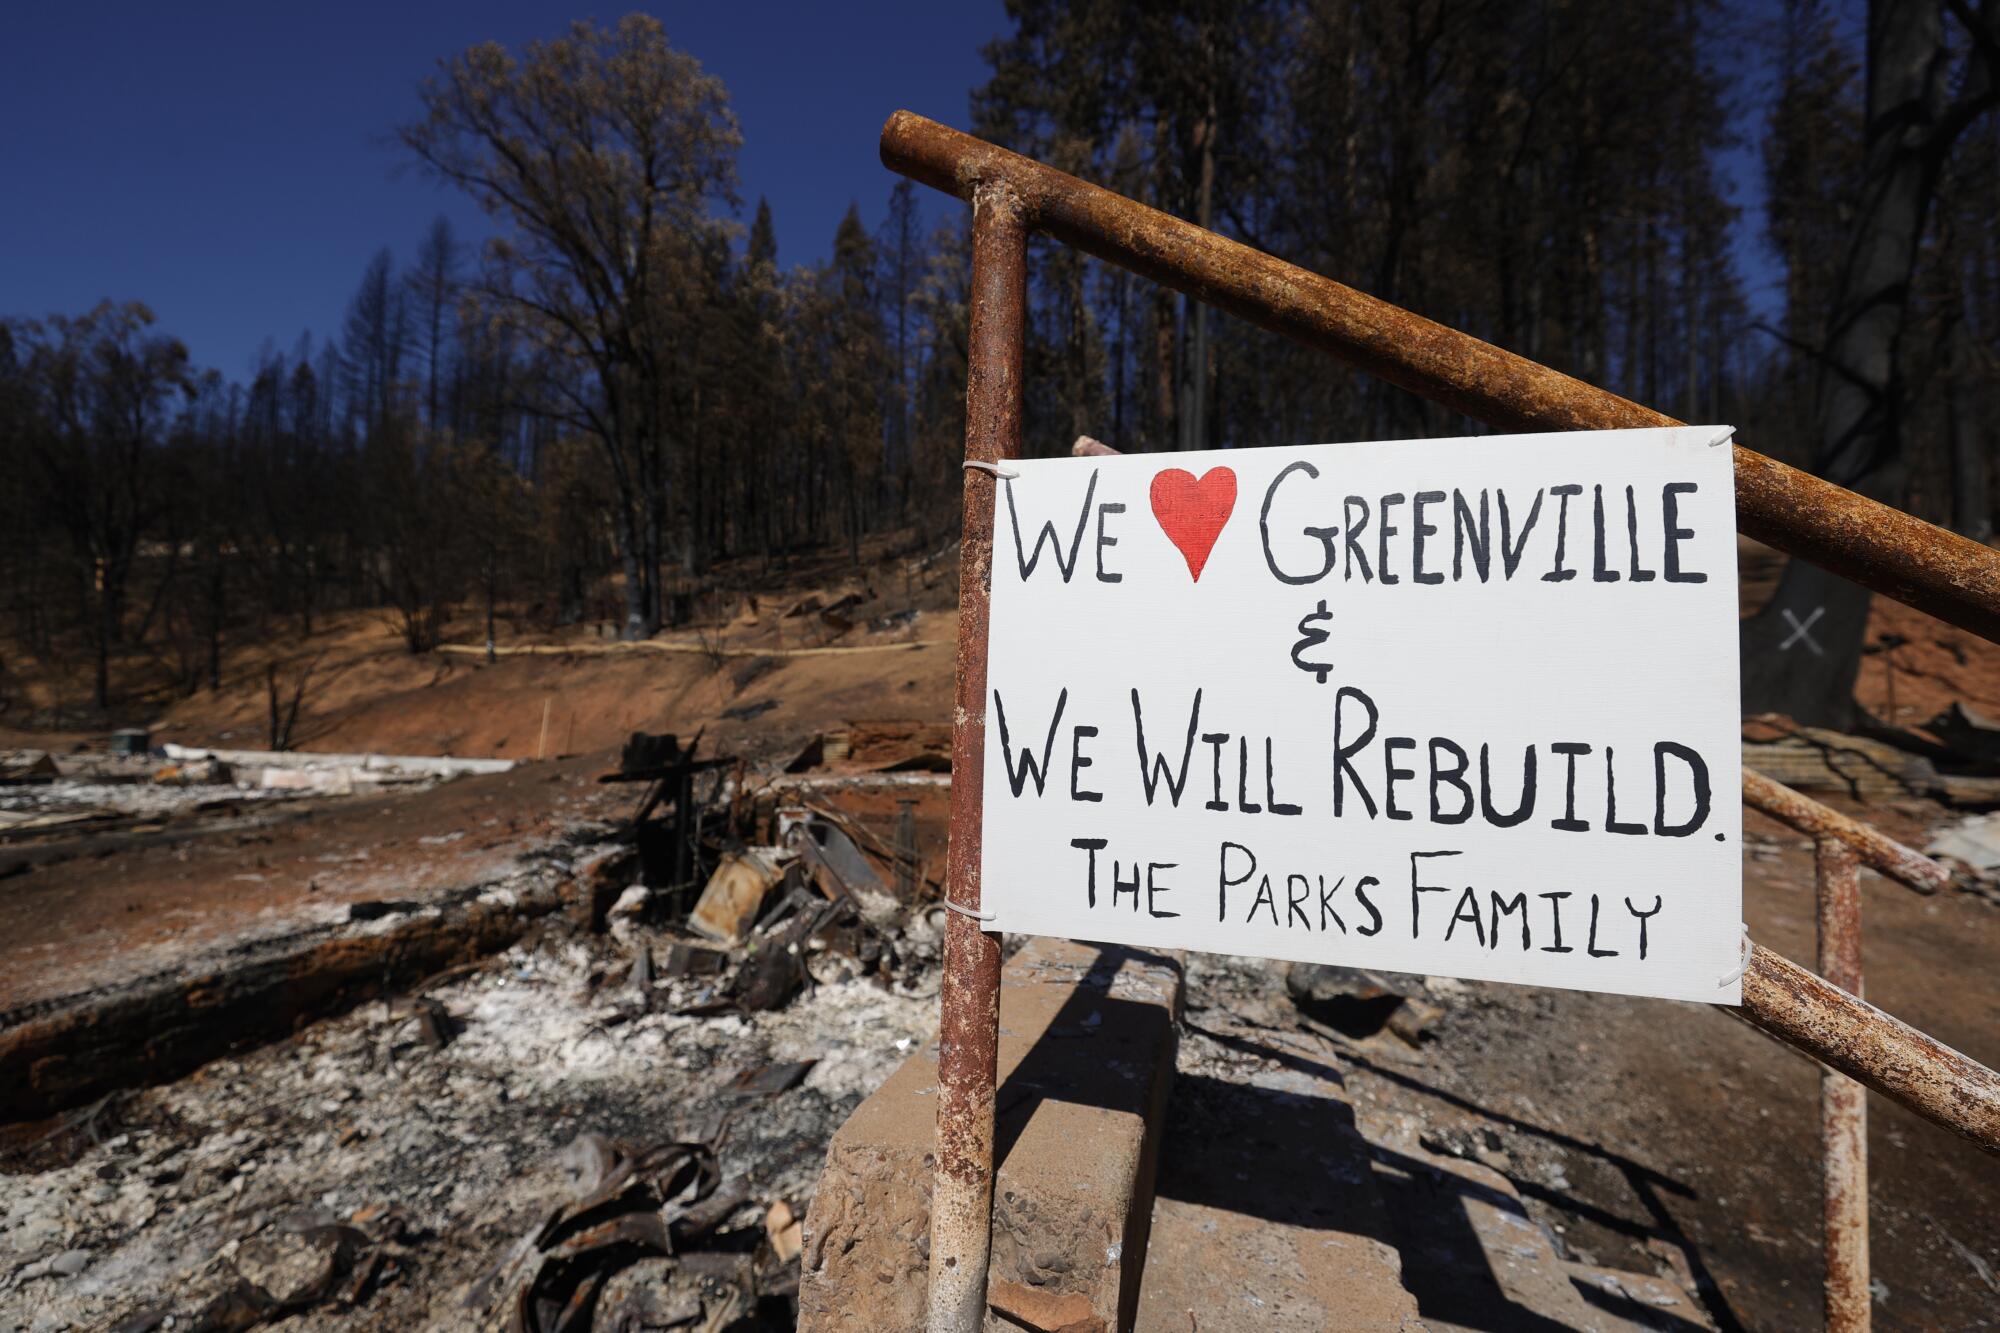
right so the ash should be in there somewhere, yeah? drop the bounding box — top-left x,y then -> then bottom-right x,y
2,922 -> 939,1331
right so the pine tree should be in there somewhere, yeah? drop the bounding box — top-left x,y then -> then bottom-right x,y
827,205 -> 890,562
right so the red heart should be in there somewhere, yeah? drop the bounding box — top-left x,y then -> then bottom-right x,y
1149,466 -> 1237,581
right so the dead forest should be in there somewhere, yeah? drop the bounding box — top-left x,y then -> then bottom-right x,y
4,2 -> 1997,730
7,3 -> 2000,1331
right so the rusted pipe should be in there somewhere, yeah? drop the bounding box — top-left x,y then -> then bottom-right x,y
1744,769 -> 1947,894
880,111 -> 2000,644
1816,839 -> 1870,1332
1734,942 -> 2000,1156
928,181 -> 1026,1333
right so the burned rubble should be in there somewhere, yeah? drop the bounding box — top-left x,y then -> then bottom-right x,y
1,729 -> 956,1331
9,707 -> 2000,1330
0,741 -> 512,877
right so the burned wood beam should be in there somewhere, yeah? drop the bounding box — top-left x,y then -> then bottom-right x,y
0,874 -> 572,1123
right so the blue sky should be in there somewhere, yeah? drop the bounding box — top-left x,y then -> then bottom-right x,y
0,2 -> 1008,379
1,2 -> 1781,382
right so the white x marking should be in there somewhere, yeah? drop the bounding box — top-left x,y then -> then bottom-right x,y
1780,606 -> 1826,656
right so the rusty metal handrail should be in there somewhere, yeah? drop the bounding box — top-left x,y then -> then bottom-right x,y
1737,941 -> 2000,1153
882,110 -> 2000,646
887,110 -> 2000,1332
1744,769 -> 1948,894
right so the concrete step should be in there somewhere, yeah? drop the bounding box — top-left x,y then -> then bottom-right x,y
1359,1117 -> 1715,1333
1133,1022 -> 1426,1331
799,937 -> 1183,1332
801,938 -> 1707,1333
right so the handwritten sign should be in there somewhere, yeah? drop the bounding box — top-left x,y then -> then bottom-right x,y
979,427 -> 1742,1003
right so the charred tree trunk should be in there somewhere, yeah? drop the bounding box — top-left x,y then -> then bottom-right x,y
1948,316 -> 1991,540
1178,70 -> 1217,451
1741,0 -> 1971,727
617,501 -> 648,641
94,597 -> 112,712
206,557 -> 225,693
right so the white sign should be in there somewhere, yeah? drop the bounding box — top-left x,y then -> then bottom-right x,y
979,427 -> 1742,1004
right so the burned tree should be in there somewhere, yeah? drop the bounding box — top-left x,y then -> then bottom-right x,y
398,16 -> 741,639
8,302 -> 191,710
1742,0 -> 2000,726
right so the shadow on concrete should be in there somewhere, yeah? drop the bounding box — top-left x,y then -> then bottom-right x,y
990,942 -> 1181,1169
1187,1018 -> 1736,1333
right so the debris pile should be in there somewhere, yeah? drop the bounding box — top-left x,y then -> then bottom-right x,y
2,728 -> 955,1330
783,721 -> 952,775
1929,812 -> 2000,903
593,730 -> 943,1010
0,741 -> 512,853
1,898 -> 941,1329
1743,713 -> 2000,806
162,743 -> 513,795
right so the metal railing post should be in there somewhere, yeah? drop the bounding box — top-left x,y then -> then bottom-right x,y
928,179 -> 1027,1333
1817,838 -> 1869,1331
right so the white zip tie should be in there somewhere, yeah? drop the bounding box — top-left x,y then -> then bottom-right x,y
1717,925 -> 1752,989
941,898 -> 996,923
1708,427 -> 1736,449
963,460 -> 1021,480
